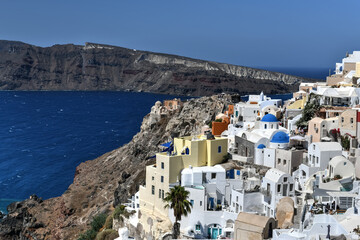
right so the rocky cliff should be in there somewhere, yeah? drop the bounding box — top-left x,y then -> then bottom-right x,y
0,94 -> 239,240
0,40 -> 313,95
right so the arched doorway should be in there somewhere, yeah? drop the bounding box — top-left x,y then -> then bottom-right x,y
207,224 -> 222,239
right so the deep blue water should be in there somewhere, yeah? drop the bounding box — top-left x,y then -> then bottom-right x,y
0,91 -> 188,213
261,67 -> 331,80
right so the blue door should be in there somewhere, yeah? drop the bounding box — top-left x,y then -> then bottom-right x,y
209,198 -> 214,209
211,228 -> 219,239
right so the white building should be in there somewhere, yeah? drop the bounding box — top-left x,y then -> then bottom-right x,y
293,142 -> 342,191
306,142 -> 342,172
261,168 -> 295,218
174,165 -> 241,239
273,214 -> 351,240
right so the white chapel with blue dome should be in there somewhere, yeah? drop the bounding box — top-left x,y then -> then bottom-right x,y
260,113 -> 280,130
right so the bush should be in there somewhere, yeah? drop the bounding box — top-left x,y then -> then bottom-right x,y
78,229 -> 97,240
104,215 -> 113,230
334,174 -> 342,180
113,205 -> 135,221
77,213 -> 108,240
341,135 -> 350,151
113,205 -> 126,220
91,213 -> 108,232
96,229 -> 119,240
296,93 -> 321,129
222,153 -> 231,163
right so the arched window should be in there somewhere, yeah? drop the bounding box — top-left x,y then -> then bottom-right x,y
185,147 -> 189,155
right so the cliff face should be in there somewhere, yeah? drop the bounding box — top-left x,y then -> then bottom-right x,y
0,94 -> 238,240
0,40 -> 312,95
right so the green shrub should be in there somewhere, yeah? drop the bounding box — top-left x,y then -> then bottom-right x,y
77,213 -> 108,240
96,229 -> 119,240
113,205 -> 135,220
334,174 -> 342,180
341,135 -> 350,151
91,213 -> 108,232
104,215 -> 113,230
113,205 -> 126,220
295,93 -> 321,129
222,153 -> 231,163
78,229 -> 97,240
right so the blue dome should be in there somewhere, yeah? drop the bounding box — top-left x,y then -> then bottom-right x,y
261,114 -> 278,122
271,131 -> 289,143
257,144 -> 266,149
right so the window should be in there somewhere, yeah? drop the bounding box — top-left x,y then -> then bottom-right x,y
290,184 -> 293,191
218,146 -> 222,153
161,176 -> 164,182
351,118 -> 354,124
344,162 -> 347,166
211,173 -> 216,179
277,185 -> 281,192
342,117 -> 344,123
159,189 -> 161,198
236,196 -> 239,202
162,190 -> 164,199
196,224 -> 201,231
264,124 -> 267,129
190,199 -> 194,206
283,159 -> 286,165
151,185 -> 155,195
152,176 -> 154,181
284,177 -> 288,182
313,145 -> 315,150
278,158 -> 281,164
316,157 -> 319,164
200,201 -> 202,206
161,162 -> 164,169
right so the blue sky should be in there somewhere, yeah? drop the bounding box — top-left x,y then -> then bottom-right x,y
1,0 -> 360,69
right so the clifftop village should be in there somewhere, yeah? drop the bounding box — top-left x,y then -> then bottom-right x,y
120,52 -> 360,240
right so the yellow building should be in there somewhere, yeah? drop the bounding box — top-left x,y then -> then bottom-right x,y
139,135 -> 228,217
355,62 -> 360,78
287,97 -> 307,110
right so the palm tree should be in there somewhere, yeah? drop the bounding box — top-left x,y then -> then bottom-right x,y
164,185 -> 192,239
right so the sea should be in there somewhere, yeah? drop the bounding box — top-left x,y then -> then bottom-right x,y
0,91 -> 190,213
0,68 -> 329,214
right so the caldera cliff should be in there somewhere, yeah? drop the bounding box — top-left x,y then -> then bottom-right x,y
0,40 -> 313,95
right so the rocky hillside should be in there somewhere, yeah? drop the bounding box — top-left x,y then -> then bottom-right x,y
0,94 -> 238,240
0,40 -> 313,95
